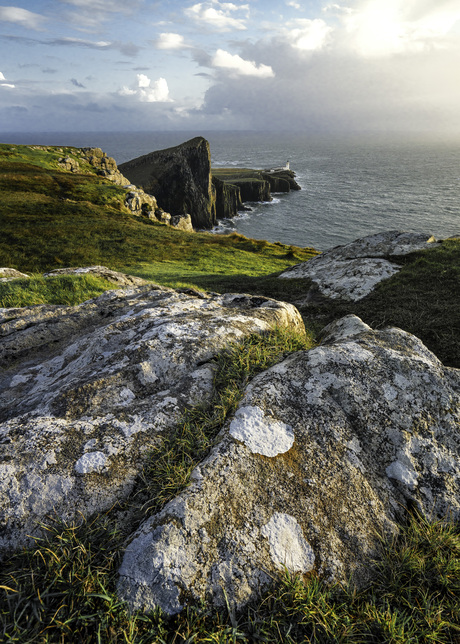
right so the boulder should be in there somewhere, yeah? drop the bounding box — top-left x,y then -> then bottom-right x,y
58,156 -> 80,173
43,266 -> 148,286
0,268 -> 30,282
0,285 -> 302,557
118,315 -> 460,615
119,138 -> 216,230
279,231 -> 440,301
170,214 -> 194,232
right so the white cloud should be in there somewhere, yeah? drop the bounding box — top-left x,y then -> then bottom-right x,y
212,49 -> 274,77
185,1 -> 248,31
287,1 -> 301,9
342,0 -> 460,57
0,70 -> 14,87
0,6 -> 45,30
155,33 -> 187,50
119,74 -> 172,102
287,19 -> 333,51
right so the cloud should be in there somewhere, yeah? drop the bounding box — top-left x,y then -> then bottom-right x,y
119,74 -> 172,102
287,18 -> 333,51
211,49 -> 274,77
56,0 -> 142,30
0,33 -> 140,57
341,0 -> 460,57
71,78 -> 85,88
0,70 -> 15,88
286,1 -> 301,9
185,1 -> 248,32
0,6 -> 45,30
154,32 -> 187,50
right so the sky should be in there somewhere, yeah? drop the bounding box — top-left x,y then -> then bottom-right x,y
1,0 -> 460,133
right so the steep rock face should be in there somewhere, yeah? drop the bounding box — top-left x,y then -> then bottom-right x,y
119,137 -> 216,229
211,177 -> 245,219
118,315 -> 460,615
279,231 -> 440,301
0,284 -> 302,557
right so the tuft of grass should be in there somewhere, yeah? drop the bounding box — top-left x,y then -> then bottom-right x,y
0,274 -> 120,308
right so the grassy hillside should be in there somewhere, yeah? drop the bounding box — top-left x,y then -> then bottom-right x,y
0,143 -> 317,277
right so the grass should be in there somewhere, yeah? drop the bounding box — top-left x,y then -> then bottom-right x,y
0,274 -> 120,308
1,328 -> 459,643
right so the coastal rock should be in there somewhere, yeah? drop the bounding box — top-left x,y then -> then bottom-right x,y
279,231 -> 440,301
0,268 -> 30,282
0,285 -> 302,557
211,177 -> 245,219
170,214 -> 194,232
119,137 -> 216,230
58,156 -> 80,173
118,315 -> 460,615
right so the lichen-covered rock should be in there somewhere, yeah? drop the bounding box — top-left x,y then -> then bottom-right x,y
43,266 -> 147,286
279,231 -> 440,301
0,268 -> 30,282
0,286 -> 302,557
118,315 -> 460,615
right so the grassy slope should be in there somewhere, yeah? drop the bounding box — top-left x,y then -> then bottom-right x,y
1,144 -> 459,642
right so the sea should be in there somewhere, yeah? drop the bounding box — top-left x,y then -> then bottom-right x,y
2,130 -> 459,251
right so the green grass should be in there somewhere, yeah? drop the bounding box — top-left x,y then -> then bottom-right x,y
1,327 -> 458,643
0,274 -> 120,308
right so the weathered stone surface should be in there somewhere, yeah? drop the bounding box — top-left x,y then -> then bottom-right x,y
0,268 -> 29,282
118,314 -> 460,615
43,266 -> 148,286
58,156 -> 80,173
0,286 -> 302,557
279,231 -> 440,301
170,214 -> 194,232
119,137 -> 216,229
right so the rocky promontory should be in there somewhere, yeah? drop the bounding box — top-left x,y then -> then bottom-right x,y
119,137 -> 301,228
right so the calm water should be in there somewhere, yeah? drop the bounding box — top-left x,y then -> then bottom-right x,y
2,130 -> 459,250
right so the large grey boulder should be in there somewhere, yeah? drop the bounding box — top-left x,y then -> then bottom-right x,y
279,231 -> 440,301
0,285 -> 302,557
118,315 -> 460,615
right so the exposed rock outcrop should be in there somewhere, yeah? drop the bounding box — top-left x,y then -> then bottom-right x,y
0,268 -> 29,282
211,168 -> 301,219
43,266 -> 148,286
279,231 -> 440,301
119,137 -> 216,230
118,314 -> 460,615
0,285 -> 302,557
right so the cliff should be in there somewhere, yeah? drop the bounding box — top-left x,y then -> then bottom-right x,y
119,137 -> 217,229
119,137 -> 302,228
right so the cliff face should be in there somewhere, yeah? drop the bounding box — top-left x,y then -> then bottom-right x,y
119,137 -> 216,230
